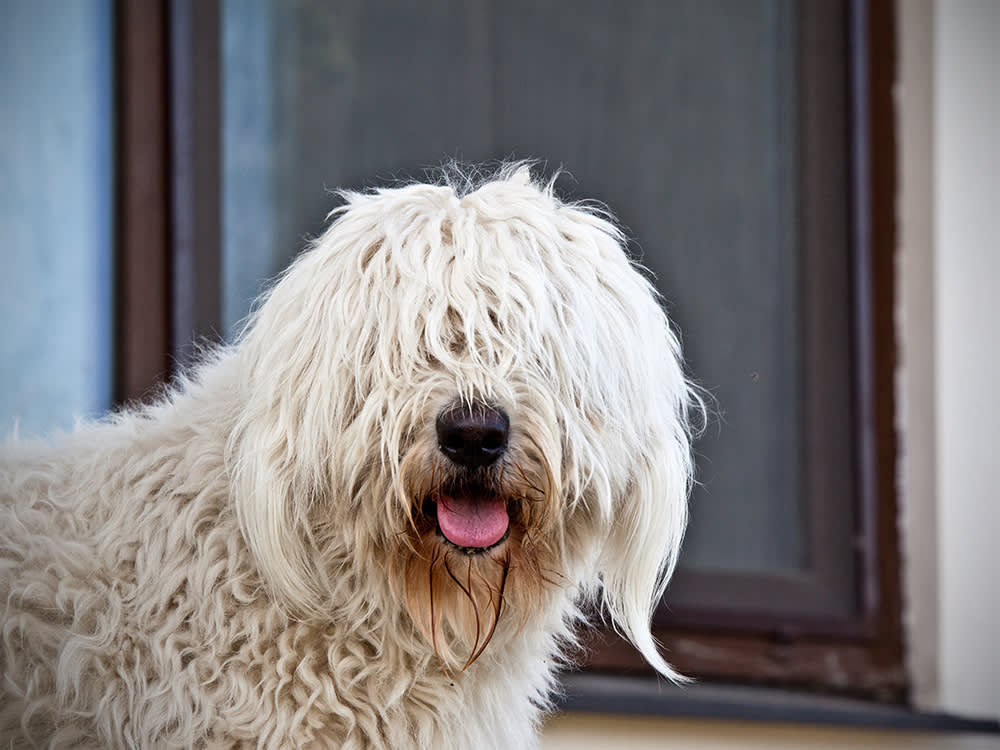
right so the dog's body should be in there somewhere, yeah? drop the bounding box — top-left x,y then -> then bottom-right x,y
1,167 -> 697,748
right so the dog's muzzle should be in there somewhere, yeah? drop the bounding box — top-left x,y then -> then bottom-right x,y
432,403 -> 511,551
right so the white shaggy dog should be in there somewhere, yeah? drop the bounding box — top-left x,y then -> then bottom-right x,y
0,166 -> 697,748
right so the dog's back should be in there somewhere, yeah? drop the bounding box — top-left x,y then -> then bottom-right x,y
0,364 -> 244,746
1,437 -> 105,746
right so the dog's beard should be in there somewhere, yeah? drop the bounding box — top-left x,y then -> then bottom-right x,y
391,442 -> 565,673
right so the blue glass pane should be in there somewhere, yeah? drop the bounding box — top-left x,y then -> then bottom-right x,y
0,0 -> 114,437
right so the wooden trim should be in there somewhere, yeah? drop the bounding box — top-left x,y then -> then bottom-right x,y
559,674 -> 1000,734
114,0 -> 172,404
168,0 -> 222,364
864,0 -> 905,700
114,0 -> 222,394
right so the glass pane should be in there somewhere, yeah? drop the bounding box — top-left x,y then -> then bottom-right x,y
0,0 -> 114,437
222,0 -> 803,574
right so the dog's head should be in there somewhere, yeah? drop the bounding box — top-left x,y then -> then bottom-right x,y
227,165 -> 697,679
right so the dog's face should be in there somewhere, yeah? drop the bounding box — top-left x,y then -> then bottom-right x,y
228,167 -> 695,678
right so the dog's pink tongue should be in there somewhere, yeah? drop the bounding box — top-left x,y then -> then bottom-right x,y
436,495 -> 509,548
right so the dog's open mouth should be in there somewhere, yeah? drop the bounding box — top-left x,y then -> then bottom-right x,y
429,490 -> 510,553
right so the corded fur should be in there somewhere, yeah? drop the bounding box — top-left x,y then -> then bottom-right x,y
0,164 -> 699,749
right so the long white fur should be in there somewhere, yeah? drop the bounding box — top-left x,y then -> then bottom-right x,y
0,165 -> 698,748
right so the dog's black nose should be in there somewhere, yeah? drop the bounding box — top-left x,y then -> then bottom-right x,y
436,403 -> 509,467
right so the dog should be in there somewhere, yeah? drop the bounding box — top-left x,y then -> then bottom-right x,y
0,165 -> 698,748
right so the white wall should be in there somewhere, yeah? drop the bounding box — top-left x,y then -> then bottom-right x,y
928,0 -> 1000,720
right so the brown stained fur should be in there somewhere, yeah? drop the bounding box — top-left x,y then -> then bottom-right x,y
391,446 -> 566,673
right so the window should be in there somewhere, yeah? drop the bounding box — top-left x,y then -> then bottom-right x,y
1,0 -> 114,436
116,0 -> 902,701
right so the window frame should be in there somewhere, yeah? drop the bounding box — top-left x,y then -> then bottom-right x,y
584,0 -> 904,700
114,0 -> 221,403
113,0 -> 904,701
661,0 -> 862,632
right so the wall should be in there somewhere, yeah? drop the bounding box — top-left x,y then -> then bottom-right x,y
0,0 -> 113,437
899,0 -> 1000,722
928,0 -> 1000,720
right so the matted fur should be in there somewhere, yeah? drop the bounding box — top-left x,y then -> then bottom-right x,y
0,165 -> 698,749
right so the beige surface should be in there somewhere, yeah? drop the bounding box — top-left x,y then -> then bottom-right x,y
541,714 -> 1000,750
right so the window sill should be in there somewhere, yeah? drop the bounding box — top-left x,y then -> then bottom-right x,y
555,673 -> 1000,735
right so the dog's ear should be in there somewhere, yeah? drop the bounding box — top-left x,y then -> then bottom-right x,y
227,423 -> 330,618
225,249 -> 347,619
598,433 -> 691,683
595,348 -> 698,683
